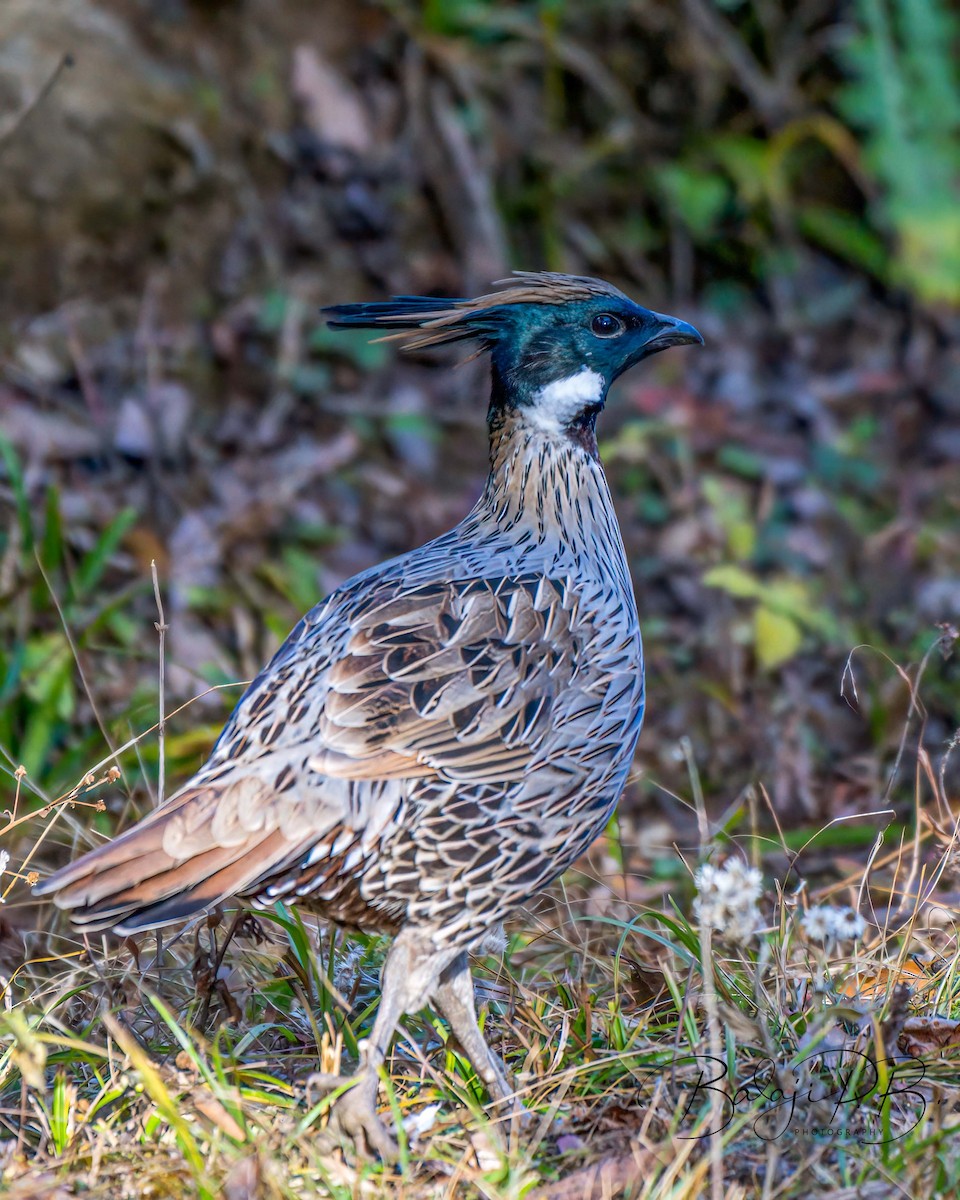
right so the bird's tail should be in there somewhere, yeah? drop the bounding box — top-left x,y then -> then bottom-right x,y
33,780 -> 299,935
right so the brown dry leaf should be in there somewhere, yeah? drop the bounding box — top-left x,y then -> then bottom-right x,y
222,1154 -> 263,1200
190,1087 -> 246,1141
620,955 -> 667,1006
898,1016 -> 960,1058
840,958 -> 939,1003
174,1050 -> 196,1073
529,1149 -> 657,1200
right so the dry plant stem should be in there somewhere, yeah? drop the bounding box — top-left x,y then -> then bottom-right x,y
151,561 -> 168,808
681,736 -> 708,849
1,795 -> 71,902
0,53 -> 72,152
684,735 -> 723,1200
195,910 -> 244,1032
64,307 -> 108,428
48,682 -> 248,799
8,764 -> 26,828
698,913 -> 724,1200
681,0 -> 798,125
35,555 -> 118,766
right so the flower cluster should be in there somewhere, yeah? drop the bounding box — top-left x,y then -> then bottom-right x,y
693,856 -> 764,945
800,905 -> 866,945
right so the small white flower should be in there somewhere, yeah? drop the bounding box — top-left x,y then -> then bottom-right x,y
800,906 -> 834,941
0,849 -> 8,877
693,856 -> 763,945
832,907 -> 866,942
800,904 -> 866,945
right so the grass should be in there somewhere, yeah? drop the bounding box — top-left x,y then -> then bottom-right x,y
2,651 -> 960,1198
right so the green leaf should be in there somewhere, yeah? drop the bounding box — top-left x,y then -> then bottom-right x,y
0,434 -> 32,551
712,135 -> 771,205
50,1069 -> 72,1156
655,164 -> 730,238
73,508 -> 138,600
40,485 -> 64,575
308,324 -> 390,371
727,519 -> 756,561
754,605 -> 803,669
702,564 -> 764,600
259,289 -> 288,333
799,205 -> 890,278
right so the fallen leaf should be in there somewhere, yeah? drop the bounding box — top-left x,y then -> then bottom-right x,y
402,1102 -> 442,1140
190,1087 -> 246,1141
529,1149 -> 658,1200
222,1154 -> 262,1200
898,1016 -> 960,1058
754,604 -> 803,669
840,959 -> 939,1003
1,399 -> 100,462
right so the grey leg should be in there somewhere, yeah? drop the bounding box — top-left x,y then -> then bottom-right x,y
325,968 -> 405,1159
324,929 -> 458,1159
435,951 -> 516,1113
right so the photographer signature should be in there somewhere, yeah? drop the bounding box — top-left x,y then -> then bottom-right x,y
632,1049 -> 935,1143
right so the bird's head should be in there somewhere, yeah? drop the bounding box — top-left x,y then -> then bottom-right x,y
325,272 -> 702,455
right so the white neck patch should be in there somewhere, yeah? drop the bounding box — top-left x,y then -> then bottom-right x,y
525,368 -> 605,434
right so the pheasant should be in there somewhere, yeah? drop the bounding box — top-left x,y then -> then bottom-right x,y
35,272 -> 701,1156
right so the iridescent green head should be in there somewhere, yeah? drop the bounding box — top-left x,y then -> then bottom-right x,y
325,272 -> 702,455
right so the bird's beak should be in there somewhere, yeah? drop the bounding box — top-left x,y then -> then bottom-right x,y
645,312 -> 704,352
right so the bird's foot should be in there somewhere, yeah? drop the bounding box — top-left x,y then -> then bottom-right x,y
323,1084 -> 400,1161
307,1058 -> 400,1161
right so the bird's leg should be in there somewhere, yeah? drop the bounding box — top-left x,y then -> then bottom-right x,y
324,929 -> 458,1159
435,951 -> 519,1124
325,969 -> 405,1160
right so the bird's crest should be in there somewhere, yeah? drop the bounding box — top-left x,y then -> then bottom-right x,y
324,271 -> 632,351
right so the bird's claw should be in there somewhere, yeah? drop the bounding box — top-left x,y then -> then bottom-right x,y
323,1086 -> 400,1161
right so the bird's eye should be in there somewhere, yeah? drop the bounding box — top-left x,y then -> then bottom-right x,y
590,313 -> 623,338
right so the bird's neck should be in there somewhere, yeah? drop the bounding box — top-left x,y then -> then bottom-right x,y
488,358 -> 604,460
479,406 -> 625,566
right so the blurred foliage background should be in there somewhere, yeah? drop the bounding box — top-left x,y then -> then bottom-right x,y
0,0 -> 958,902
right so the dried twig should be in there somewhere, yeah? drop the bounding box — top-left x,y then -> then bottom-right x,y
151,561 -> 168,808
0,53 -> 73,153
682,0 -> 799,127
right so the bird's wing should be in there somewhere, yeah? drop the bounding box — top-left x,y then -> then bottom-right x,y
36,571 -> 592,932
307,573 -> 586,784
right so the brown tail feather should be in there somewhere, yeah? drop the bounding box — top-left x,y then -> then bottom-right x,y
107,830 -> 296,934
32,789 -> 198,898
35,784 -> 310,934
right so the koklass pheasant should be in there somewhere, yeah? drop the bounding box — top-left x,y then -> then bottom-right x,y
36,272 -> 702,1155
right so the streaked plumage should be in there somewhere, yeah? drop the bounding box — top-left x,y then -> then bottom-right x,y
35,272 -> 701,1155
